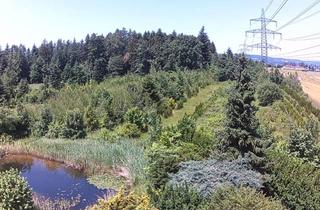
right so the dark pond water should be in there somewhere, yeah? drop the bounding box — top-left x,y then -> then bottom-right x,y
0,155 -> 114,210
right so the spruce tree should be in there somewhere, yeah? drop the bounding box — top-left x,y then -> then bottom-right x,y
108,55 -> 125,76
224,55 -> 264,158
197,26 -> 212,68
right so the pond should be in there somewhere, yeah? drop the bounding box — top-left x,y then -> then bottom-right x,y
0,155 -> 115,210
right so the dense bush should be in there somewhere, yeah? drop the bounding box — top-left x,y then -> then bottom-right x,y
267,151 -> 320,210
0,106 -> 30,138
25,85 -> 56,103
257,81 -> 283,106
203,187 -> 286,210
146,143 -> 183,189
147,115 -> 215,189
169,158 -> 264,197
124,107 -> 146,131
288,125 -> 320,164
115,122 -> 141,138
46,121 -> 64,138
269,68 -> 284,85
149,184 -> 206,210
60,109 -> 86,139
32,108 -> 53,137
0,133 -> 13,144
176,115 -> 196,142
0,169 -> 33,210
89,187 -> 154,210
158,97 -> 176,118
84,105 -> 99,131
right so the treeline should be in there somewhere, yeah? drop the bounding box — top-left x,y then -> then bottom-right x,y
0,27 -> 216,91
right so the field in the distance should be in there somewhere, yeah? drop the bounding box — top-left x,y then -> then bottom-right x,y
281,68 -> 320,108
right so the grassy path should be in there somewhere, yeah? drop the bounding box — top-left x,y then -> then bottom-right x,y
162,83 -> 222,127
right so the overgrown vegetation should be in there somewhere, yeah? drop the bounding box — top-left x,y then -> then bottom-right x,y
267,151 -> 320,210
204,187 -> 286,210
0,169 -> 33,210
89,187 -> 155,210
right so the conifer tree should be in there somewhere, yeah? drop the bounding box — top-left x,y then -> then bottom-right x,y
197,26 -> 212,68
224,55 -> 264,158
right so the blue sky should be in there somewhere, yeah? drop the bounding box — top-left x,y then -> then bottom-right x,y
0,0 -> 319,60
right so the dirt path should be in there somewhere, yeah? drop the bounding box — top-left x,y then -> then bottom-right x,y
281,69 -> 320,108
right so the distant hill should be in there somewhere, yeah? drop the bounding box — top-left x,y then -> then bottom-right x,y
247,54 -> 320,66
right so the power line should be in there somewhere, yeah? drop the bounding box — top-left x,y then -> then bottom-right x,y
292,9 -> 320,24
285,55 -> 320,60
277,0 -> 320,31
277,44 -> 320,55
284,32 -> 320,40
265,0 -> 274,12
283,52 -> 320,57
284,36 -> 320,41
268,0 -> 289,21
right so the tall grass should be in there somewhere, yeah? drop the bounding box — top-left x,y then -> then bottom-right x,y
3,138 -> 147,187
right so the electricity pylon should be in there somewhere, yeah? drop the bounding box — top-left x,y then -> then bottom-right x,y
246,9 -> 282,63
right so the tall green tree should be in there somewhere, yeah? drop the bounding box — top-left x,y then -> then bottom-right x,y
85,34 -> 108,81
197,26 -> 212,68
108,55 -> 125,76
223,55 -> 263,158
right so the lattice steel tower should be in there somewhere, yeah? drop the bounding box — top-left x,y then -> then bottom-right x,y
246,9 -> 282,63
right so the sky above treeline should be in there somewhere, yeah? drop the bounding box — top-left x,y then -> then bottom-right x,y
0,0 -> 319,60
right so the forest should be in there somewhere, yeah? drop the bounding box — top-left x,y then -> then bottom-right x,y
0,27 -> 319,210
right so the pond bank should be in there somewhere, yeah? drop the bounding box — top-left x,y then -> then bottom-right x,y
0,138 -> 147,191
0,154 -> 115,209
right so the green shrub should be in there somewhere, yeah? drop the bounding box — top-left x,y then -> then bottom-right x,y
0,169 -> 33,210
99,112 -> 112,129
146,143 -> 183,189
46,121 -> 64,138
288,126 -> 320,164
257,82 -> 283,106
60,109 -> 86,139
158,97 -> 176,118
115,122 -> 141,138
25,85 -> 56,103
0,108 -> 18,136
269,68 -> 284,85
149,184 -> 206,210
267,151 -> 320,210
146,109 -> 162,142
97,128 -> 119,142
90,187 -> 154,210
192,102 -> 205,119
176,115 -> 196,142
15,79 -> 30,100
0,106 -> 31,138
0,134 -> 13,144
124,107 -> 146,131
32,108 -> 53,137
202,187 -> 286,210
84,105 -> 99,131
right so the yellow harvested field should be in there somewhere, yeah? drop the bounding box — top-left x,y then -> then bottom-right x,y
281,69 -> 320,108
